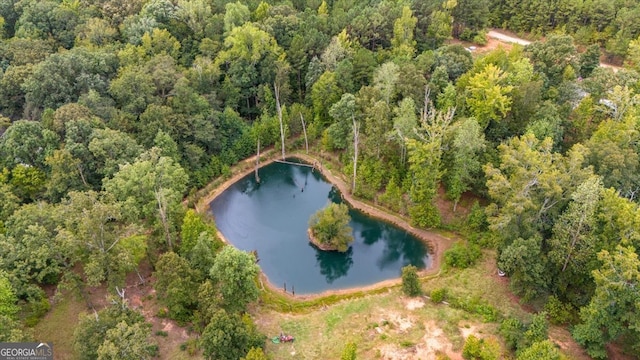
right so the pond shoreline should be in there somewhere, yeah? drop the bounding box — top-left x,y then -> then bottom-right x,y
197,151 -> 455,300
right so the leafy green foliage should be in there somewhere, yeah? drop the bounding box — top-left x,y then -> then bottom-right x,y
522,312 -> 549,349
543,296 -> 575,325
74,304 -> 154,360
201,310 -> 265,360
242,347 -> 269,360
0,202 -> 66,299
499,317 -> 525,351
517,340 -> 563,360
179,209 -> 221,256
0,0 -> 638,355
462,334 -> 501,360
0,273 -> 18,317
498,236 -> 549,301
573,245 -> 640,359
466,64 -> 513,129
153,252 -> 201,323
97,321 -> 158,360
341,342 -> 357,360
401,265 -> 421,296
430,288 -> 447,303
444,242 -> 482,268
308,203 -> 354,252
210,246 -> 260,313
449,295 -> 499,322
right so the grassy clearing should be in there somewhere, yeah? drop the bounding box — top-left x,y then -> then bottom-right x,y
31,294 -> 85,360
253,252 -> 586,359
253,253 -> 517,359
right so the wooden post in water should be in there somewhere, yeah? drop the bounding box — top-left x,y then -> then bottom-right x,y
284,282 -> 287,292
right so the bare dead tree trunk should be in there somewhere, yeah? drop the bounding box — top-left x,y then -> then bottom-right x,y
274,82 -> 285,160
255,137 -> 261,183
154,189 -> 172,251
300,113 -> 309,154
562,212 -> 587,272
352,115 -> 360,194
77,163 -> 89,187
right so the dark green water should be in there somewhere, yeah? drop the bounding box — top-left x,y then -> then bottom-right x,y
209,160 -> 431,294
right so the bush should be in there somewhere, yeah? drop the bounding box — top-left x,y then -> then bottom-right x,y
444,242 -> 482,268
466,201 -> 488,231
341,342 -> 357,360
522,312 -> 548,348
242,347 -> 269,360
462,335 -> 501,360
23,297 -> 51,327
473,31 -> 488,46
499,317 -> 525,351
544,296 -> 574,325
516,340 -> 563,360
180,339 -> 199,355
430,288 -> 447,303
401,265 -> 421,296
449,296 -> 499,322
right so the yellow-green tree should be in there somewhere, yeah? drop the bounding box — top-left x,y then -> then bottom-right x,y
308,203 -> 354,252
466,64 -> 513,129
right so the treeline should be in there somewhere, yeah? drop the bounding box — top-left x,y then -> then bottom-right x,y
0,0 -> 639,359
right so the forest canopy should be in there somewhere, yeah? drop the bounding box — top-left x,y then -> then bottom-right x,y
1,0 -> 640,358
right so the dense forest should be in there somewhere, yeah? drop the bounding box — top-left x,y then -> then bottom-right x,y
1,0 -> 640,359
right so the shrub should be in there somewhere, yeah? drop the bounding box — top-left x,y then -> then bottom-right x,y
444,242 -> 482,268
544,296 -> 574,325
23,297 -> 51,327
430,288 -> 447,303
341,342 -> 357,360
401,265 -> 421,296
449,296 -> 499,322
473,31 -> 488,46
499,317 -> 525,351
522,312 -> 548,348
462,335 -> 501,360
466,201 -> 488,231
516,340 -> 563,360
242,347 -> 269,360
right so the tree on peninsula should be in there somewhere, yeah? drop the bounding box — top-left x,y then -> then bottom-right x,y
308,203 -> 354,252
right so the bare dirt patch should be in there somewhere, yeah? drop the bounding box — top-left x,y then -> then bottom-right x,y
62,261 -> 199,360
405,298 -> 425,311
549,327 -> 594,360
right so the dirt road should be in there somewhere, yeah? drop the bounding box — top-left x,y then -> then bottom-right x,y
486,30 -> 531,46
486,29 -> 621,72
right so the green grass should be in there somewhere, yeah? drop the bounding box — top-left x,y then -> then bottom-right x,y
254,252 -> 547,359
31,294 -> 86,360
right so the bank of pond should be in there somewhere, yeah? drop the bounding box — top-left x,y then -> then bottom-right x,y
209,159 -> 431,295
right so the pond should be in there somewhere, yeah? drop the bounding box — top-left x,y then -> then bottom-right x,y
209,160 -> 431,295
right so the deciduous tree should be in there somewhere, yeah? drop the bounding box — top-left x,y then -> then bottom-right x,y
573,245 -> 640,358
210,246 -> 260,313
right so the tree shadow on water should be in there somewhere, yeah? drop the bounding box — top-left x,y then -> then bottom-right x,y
314,245 -> 354,284
376,231 -> 428,270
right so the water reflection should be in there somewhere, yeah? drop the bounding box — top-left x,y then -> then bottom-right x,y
315,246 -> 354,283
377,231 -> 428,270
209,160 -> 431,294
